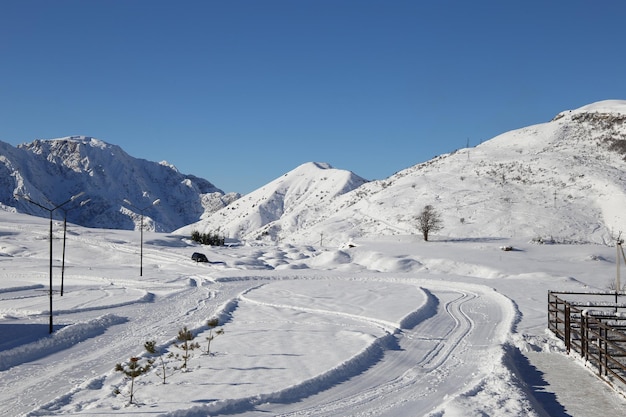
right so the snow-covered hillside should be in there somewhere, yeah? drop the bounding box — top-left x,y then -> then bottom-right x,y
183,100 -> 626,246
4,101 -> 626,245
178,162 -> 368,242
0,136 -> 239,232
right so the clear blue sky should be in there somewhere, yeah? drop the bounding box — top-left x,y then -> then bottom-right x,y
1,1 -> 625,194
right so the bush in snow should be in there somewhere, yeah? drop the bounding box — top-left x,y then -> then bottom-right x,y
606,279 -> 626,292
144,340 -> 175,384
191,230 -> 225,246
172,326 -> 200,370
114,356 -> 153,405
202,318 -> 225,356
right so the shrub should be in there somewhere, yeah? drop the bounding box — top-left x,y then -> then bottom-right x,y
114,357 -> 153,404
203,318 -> 225,356
144,340 -> 175,384
172,326 -> 200,370
191,230 -> 225,246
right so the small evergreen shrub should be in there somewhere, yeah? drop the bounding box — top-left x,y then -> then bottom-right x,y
172,326 -> 200,370
203,318 -> 225,356
144,340 -> 175,384
114,357 -> 153,404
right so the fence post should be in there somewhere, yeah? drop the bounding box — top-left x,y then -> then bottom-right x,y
580,310 -> 589,361
565,304 -> 571,353
598,324 -> 608,375
548,291 -> 553,332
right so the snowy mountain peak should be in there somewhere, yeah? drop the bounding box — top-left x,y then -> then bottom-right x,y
21,135 -> 113,151
18,136 -> 128,174
309,161 -> 333,170
572,99 -> 626,115
553,100 -> 626,121
3,137 -> 235,232
178,162 -> 368,242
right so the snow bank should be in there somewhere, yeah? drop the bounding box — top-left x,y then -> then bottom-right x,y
0,314 -> 127,371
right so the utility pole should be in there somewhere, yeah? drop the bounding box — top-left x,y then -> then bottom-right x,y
61,198 -> 90,296
123,198 -> 160,276
15,191 -> 85,333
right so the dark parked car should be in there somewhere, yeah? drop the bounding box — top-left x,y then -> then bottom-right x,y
191,252 -> 209,263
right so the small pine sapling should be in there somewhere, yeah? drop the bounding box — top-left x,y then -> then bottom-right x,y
173,326 -> 200,370
203,318 -> 225,356
114,357 -> 153,405
144,340 -> 175,384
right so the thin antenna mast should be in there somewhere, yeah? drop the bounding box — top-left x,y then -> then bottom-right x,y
617,232 -> 624,308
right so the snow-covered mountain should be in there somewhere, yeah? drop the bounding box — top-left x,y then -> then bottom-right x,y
4,101 -> 626,243
183,100 -> 626,246
0,136 -> 240,231
177,162 -> 369,242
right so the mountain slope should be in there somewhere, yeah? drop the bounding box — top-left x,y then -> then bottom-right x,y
0,136 -> 239,231
182,100 -> 626,246
298,100 -> 626,246
4,100 -> 626,243
177,162 -> 368,241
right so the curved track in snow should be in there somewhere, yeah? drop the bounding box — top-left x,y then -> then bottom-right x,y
241,286 -> 509,417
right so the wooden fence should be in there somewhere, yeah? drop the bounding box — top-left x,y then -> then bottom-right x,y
548,291 -> 626,391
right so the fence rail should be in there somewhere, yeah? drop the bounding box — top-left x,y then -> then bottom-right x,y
548,291 -> 626,391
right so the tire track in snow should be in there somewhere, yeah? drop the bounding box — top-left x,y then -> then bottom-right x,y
238,284 -> 402,334
245,287 -> 497,417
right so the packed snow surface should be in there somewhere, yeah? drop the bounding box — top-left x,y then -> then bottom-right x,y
1,210 -> 626,416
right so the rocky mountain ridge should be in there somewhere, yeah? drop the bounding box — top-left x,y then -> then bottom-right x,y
0,136 -> 239,231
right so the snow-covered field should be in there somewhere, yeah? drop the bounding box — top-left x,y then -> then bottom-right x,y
1,210 -> 626,417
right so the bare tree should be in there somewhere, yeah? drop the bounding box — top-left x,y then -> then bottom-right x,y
416,205 -> 443,241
